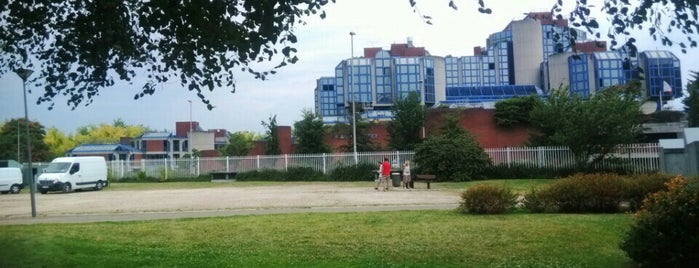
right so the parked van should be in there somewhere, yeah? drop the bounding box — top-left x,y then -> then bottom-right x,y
37,157 -> 108,194
0,167 -> 23,194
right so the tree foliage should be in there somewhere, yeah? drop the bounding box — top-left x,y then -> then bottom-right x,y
262,114 -> 281,155
493,95 -> 541,127
0,0 -> 333,109
423,1 -> 698,55
220,131 -> 259,156
683,71 -> 699,127
44,127 -> 75,158
387,91 -> 426,151
333,118 -> 377,153
72,120 -> 147,145
0,118 -> 52,162
293,109 -> 329,154
529,81 -> 644,170
413,112 -> 490,181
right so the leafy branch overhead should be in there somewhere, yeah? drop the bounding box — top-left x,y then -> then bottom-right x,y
414,0 -> 697,55
0,0 -> 334,110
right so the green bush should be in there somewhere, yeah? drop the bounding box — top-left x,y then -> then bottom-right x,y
234,169 -> 285,181
620,176 -> 699,267
525,173 -> 672,213
285,166 -> 324,181
459,184 -> 515,214
482,164 -> 575,179
328,162 -> 376,182
414,130 -> 490,181
623,173 -> 673,211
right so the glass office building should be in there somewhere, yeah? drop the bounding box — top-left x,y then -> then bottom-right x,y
315,12 -> 683,124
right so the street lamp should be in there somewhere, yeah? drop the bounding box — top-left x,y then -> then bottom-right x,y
15,68 -> 36,218
349,31 -> 358,165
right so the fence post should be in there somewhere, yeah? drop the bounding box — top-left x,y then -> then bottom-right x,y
196,157 -> 200,177
164,158 -> 168,180
226,156 -> 230,173
322,153 -> 327,174
537,146 -> 543,168
506,147 -> 511,168
285,154 -> 288,171
256,155 -> 260,172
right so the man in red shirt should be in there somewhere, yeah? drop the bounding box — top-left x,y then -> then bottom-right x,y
380,157 -> 391,191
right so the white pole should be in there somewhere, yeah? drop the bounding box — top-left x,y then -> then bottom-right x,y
350,31 -> 358,165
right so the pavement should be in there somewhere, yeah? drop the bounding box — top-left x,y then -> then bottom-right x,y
0,184 -> 461,225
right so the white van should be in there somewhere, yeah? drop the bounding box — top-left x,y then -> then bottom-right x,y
37,156 -> 108,194
0,167 -> 24,194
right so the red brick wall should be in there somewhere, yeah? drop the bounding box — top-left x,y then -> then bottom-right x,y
145,140 -> 164,151
425,108 -> 532,148
324,108 -> 533,152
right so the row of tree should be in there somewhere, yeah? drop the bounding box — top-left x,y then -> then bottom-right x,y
0,119 -> 149,162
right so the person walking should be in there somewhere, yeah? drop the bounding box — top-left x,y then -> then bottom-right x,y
374,161 -> 382,191
402,160 -> 412,189
380,157 -> 391,191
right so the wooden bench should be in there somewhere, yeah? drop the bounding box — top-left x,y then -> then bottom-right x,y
413,174 -> 437,189
210,171 -> 237,181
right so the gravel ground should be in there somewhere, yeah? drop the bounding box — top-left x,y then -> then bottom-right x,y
0,184 -> 461,225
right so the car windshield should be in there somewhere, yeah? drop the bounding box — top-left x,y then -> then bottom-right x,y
44,162 -> 71,173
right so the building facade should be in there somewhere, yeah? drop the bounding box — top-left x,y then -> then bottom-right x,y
314,11 -> 682,124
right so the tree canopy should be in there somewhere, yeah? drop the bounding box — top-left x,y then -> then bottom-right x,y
0,118 -> 52,162
683,72 -> 699,127
529,81 -> 644,170
419,1 -> 698,55
2,0 -> 695,111
220,131 -> 260,156
262,114 -> 281,155
293,109 -> 329,154
0,0 -> 333,110
387,91 -> 426,151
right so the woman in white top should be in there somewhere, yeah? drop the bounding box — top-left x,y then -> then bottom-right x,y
402,160 -> 412,189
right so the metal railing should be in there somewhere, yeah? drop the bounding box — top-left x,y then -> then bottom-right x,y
105,143 -> 660,180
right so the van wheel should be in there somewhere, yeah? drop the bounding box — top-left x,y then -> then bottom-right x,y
40,190 -> 47,194
62,183 -> 72,193
95,181 -> 104,191
9,184 -> 21,194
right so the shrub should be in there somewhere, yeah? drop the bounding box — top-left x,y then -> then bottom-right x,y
482,164 -> 575,180
525,173 -> 674,213
414,130 -> 490,181
234,169 -> 285,181
285,166 -> 324,181
620,176 -> 699,267
623,173 -> 673,211
329,162 -> 376,182
459,184 -> 515,214
525,173 -> 626,213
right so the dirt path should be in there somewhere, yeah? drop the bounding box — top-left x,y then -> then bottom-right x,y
0,184 -> 461,225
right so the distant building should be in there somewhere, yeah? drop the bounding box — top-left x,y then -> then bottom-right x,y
66,144 -> 142,161
132,121 -> 230,159
314,11 -> 682,124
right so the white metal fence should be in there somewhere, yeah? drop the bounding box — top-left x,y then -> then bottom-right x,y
105,143 -> 660,180
485,143 -> 660,173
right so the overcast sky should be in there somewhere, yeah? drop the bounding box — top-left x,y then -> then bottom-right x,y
1,0 -> 696,135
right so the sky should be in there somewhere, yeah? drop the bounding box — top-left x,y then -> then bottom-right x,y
1,0 -> 697,135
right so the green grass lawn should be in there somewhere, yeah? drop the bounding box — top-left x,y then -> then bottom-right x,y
0,210 -> 634,267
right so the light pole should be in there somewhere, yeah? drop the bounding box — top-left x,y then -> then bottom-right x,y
188,100 -> 192,154
15,68 -> 36,218
349,31 -> 358,164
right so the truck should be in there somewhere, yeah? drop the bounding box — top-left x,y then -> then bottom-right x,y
37,156 -> 108,194
0,167 -> 23,194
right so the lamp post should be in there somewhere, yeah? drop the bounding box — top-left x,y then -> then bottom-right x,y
349,31 -> 358,165
188,100 -> 192,154
15,68 -> 36,218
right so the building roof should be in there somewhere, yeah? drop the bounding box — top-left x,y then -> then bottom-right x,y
67,144 -> 141,154
138,132 -> 174,139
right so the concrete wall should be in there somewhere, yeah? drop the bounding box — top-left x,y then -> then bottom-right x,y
511,19 -> 544,86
